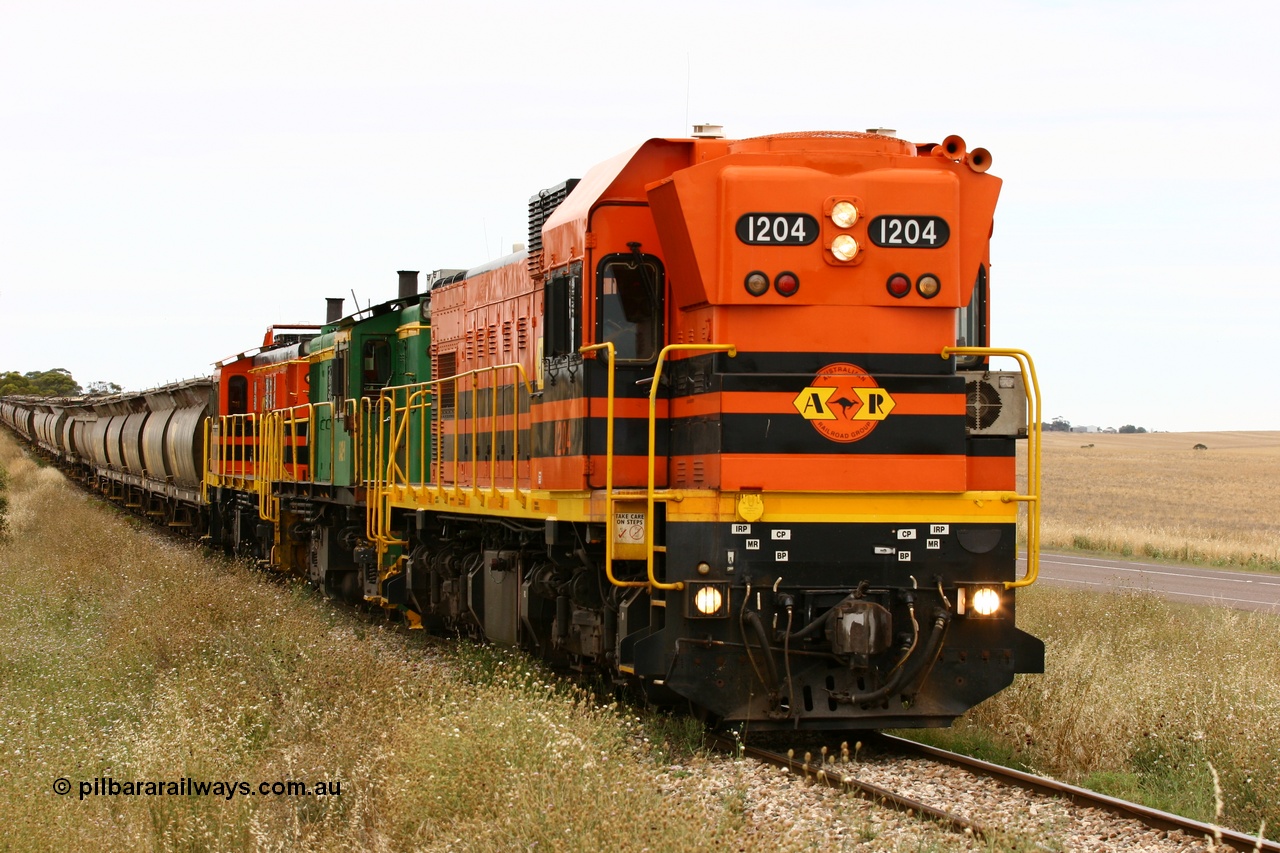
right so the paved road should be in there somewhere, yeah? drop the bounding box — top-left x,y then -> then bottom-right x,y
1020,552 -> 1280,614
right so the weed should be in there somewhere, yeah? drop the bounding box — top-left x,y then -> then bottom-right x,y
0,462 -> 8,541
642,711 -> 706,763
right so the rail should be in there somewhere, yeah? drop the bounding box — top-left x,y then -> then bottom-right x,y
880,733 -> 1280,852
941,346 -> 1042,589
710,732 -> 1280,852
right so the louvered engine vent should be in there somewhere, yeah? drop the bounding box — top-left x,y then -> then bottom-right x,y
527,178 -> 580,277
966,379 -> 1003,431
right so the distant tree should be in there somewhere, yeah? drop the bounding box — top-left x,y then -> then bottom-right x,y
31,368 -> 80,396
1048,416 -> 1072,432
0,368 -> 82,397
85,380 -> 122,395
1118,424 -> 1148,434
0,371 -> 27,396
1136,426 -> 1147,433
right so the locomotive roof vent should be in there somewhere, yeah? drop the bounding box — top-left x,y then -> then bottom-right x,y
692,123 -> 724,138
427,268 -> 467,290
866,127 -> 898,137
527,179 -> 580,277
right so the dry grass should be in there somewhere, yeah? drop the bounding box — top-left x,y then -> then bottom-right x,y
3,432 -> 961,852
1030,431 -> 1280,569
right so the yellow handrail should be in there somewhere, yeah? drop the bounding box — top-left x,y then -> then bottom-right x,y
647,343 -> 737,591
257,411 -> 279,523
201,417 -> 211,503
366,362 -> 534,544
942,346 -> 1042,589
581,342 -> 645,589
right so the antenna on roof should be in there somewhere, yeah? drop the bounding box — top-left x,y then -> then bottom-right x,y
684,53 -> 690,137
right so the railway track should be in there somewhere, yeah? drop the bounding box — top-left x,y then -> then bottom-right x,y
708,732 -> 1278,851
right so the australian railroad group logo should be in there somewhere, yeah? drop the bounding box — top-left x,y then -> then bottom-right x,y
791,363 -> 896,443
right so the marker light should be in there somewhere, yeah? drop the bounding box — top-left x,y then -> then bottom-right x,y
916,274 -> 941,299
830,235 -> 859,262
971,587 -> 1001,616
830,201 -> 859,228
694,585 -> 724,616
774,271 -> 800,297
744,271 -> 770,297
887,273 -> 911,298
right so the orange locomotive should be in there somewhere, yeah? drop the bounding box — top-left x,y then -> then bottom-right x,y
0,128 -> 1044,729
352,128 -> 1044,728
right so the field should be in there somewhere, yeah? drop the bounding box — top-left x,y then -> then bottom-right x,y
5,427 -> 1280,847
1034,430 -> 1280,570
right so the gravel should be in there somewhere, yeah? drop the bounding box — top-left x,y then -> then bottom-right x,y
652,746 -> 1248,851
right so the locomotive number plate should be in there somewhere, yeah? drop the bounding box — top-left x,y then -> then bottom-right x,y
868,215 -> 950,248
735,213 -> 820,245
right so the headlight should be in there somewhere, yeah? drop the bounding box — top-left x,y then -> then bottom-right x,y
830,235 -> 859,262
970,587 -> 1002,616
830,201 -> 859,228
695,586 -> 723,614
687,583 -> 730,618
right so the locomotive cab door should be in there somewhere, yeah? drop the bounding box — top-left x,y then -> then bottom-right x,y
589,251 -> 665,489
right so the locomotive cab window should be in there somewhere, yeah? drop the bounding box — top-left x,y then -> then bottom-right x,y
226,376 -> 248,415
361,338 -> 392,395
597,253 -> 662,362
543,263 -> 582,358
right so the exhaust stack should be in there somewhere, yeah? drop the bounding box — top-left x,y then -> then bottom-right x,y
325,298 -> 344,324
398,270 -> 419,300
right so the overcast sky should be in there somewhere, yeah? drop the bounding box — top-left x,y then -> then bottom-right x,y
2,0 -> 1276,431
